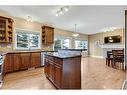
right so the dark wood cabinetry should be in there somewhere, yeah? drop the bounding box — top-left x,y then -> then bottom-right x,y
13,53 -> 21,71
54,63 -> 62,88
4,52 -> 41,74
20,53 -> 31,70
0,16 -> 13,43
44,54 -> 81,89
31,52 -> 41,68
42,26 -> 54,44
4,53 -> 13,73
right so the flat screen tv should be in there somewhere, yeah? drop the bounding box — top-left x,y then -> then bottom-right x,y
104,35 -> 121,43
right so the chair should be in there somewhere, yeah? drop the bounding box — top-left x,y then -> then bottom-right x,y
106,51 -> 113,67
112,50 -> 124,70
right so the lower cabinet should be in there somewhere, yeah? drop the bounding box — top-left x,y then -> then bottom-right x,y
4,52 -> 41,74
44,57 -> 50,77
31,53 -> 41,68
44,56 -> 62,89
13,53 -> 21,71
44,55 -> 81,89
4,53 -> 13,73
54,64 -> 61,88
49,61 -> 54,82
20,53 -> 31,70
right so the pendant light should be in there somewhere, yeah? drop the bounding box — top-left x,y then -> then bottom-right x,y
72,24 -> 79,37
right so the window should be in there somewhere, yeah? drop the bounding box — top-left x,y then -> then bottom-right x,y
54,37 -> 70,50
75,40 -> 87,49
15,29 -> 41,50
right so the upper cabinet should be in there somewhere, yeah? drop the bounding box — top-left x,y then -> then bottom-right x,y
0,16 -> 13,43
42,26 -> 54,44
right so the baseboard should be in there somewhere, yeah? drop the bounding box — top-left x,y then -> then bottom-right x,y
89,55 -> 104,58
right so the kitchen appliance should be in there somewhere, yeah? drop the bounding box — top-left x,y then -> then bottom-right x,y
41,52 -> 46,66
0,54 -> 5,88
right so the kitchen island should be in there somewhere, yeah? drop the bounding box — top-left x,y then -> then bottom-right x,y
44,52 -> 81,89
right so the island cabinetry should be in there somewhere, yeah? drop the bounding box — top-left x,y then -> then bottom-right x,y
44,54 -> 81,89
54,61 -> 62,88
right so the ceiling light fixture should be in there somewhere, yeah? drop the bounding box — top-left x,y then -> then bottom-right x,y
55,6 -> 69,16
56,13 -> 58,16
72,24 -> 79,37
64,6 -> 69,12
59,9 -> 63,14
27,16 -> 32,22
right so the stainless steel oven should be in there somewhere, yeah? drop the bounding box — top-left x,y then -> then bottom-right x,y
0,54 -> 5,88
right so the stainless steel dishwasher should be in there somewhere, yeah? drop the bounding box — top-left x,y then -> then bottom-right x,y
41,52 -> 46,66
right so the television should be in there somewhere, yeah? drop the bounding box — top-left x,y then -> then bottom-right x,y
104,35 -> 121,43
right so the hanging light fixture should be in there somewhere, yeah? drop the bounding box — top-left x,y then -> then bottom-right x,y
72,24 -> 79,37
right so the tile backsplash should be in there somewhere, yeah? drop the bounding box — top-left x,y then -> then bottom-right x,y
0,43 -> 13,51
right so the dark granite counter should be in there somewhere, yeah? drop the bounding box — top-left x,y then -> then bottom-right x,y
59,49 -> 87,51
2,50 -> 57,54
45,52 -> 81,59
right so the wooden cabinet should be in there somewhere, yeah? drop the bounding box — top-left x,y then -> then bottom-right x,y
4,52 -> 41,74
44,55 -> 81,89
4,53 -> 13,73
42,26 -> 54,44
20,53 -> 30,70
31,52 -> 41,68
13,53 -> 21,71
54,64 -> 62,88
44,56 -> 50,77
0,16 -> 13,43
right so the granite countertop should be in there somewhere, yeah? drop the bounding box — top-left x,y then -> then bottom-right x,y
0,51 -> 7,55
3,50 -> 57,54
59,49 -> 87,51
45,52 -> 81,59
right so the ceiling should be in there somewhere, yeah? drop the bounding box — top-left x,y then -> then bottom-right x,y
0,6 -> 126,35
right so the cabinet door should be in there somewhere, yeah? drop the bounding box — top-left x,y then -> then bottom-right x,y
13,53 -> 21,71
31,52 -> 41,68
4,54 -> 13,73
49,61 -> 54,82
20,53 -> 30,70
44,57 -> 50,77
54,64 -> 62,88
46,28 -> 54,44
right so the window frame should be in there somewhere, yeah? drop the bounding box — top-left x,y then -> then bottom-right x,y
74,40 -> 88,49
54,36 -> 71,50
14,29 -> 41,50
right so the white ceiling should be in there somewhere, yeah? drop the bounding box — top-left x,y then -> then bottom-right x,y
0,6 -> 126,34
